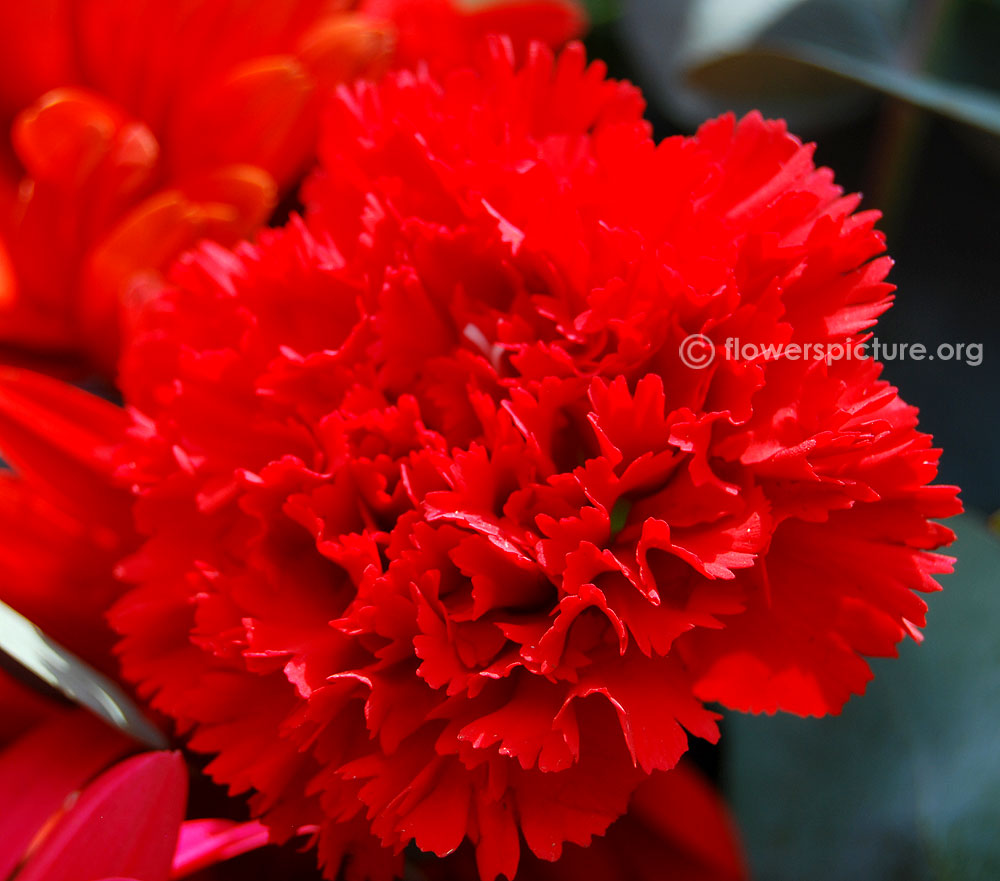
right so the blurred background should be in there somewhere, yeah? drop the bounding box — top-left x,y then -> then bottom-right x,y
581,1 -> 1000,878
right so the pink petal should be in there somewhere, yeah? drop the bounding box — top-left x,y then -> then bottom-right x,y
170,819 -> 271,878
0,709 -> 132,879
16,751 -> 187,881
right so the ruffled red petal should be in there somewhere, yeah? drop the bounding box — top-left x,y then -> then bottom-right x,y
92,37 -> 961,881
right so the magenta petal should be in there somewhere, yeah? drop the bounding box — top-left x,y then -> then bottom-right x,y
171,820 -> 315,879
0,709 -> 132,879
16,751 -> 187,881
170,818 -> 272,878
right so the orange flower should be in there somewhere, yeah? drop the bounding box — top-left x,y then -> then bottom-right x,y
0,0 -> 584,374
0,1 -> 394,373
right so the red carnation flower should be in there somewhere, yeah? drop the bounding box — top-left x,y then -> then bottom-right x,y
0,0 -> 583,373
106,38 -> 958,880
0,368 -> 134,670
0,0 -> 585,674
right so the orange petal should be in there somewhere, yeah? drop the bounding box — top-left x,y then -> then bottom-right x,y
167,55 -> 316,185
297,12 -> 396,88
13,88 -> 160,242
13,88 -> 125,187
0,235 -> 15,309
79,190 -> 208,365
178,164 -> 278,243
7,92 -> 160,352
79,167 -> 276,367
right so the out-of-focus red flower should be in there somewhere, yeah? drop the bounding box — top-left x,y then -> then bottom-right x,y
360,0 -> 586,73
0,1 -> 392,372
426,763 -> 747,881
0,0 -> 584,374
0,368 -> 134,670
0,708 -> 272,881
0,671 -> 57,745
100,38 -> 958,880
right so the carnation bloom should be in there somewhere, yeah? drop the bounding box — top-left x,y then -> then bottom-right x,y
0,0 -> 584,372
0,0 -> 585,670
101,37 -> 961,879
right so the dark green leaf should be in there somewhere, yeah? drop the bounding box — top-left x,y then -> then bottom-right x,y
619,0 -> 1000,138
692,41 -> 1000,137
583,0 -> 620,26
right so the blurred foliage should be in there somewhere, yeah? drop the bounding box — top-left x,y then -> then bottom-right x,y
611,0 -> 1000,138
725,515 -> 1000,881
581,0 -> 620,26
936,0 -> 1000,92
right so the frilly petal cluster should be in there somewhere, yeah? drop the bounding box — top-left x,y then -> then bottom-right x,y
112,39 -> 960,880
